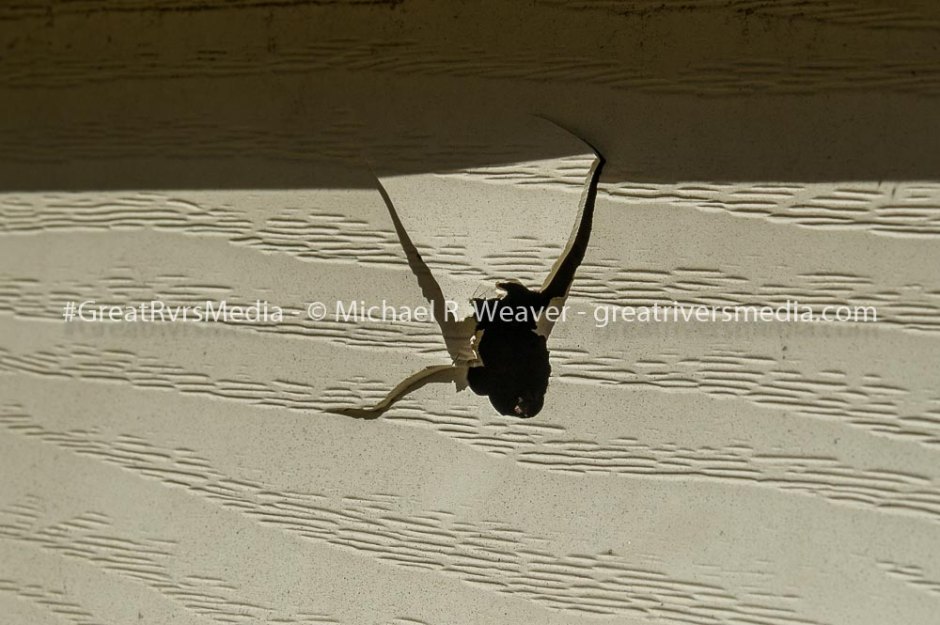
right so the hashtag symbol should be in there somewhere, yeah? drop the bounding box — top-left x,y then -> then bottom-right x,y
62,301 -> 76,322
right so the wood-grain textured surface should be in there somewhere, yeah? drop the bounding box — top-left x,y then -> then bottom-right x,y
1,1 -> 938,624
